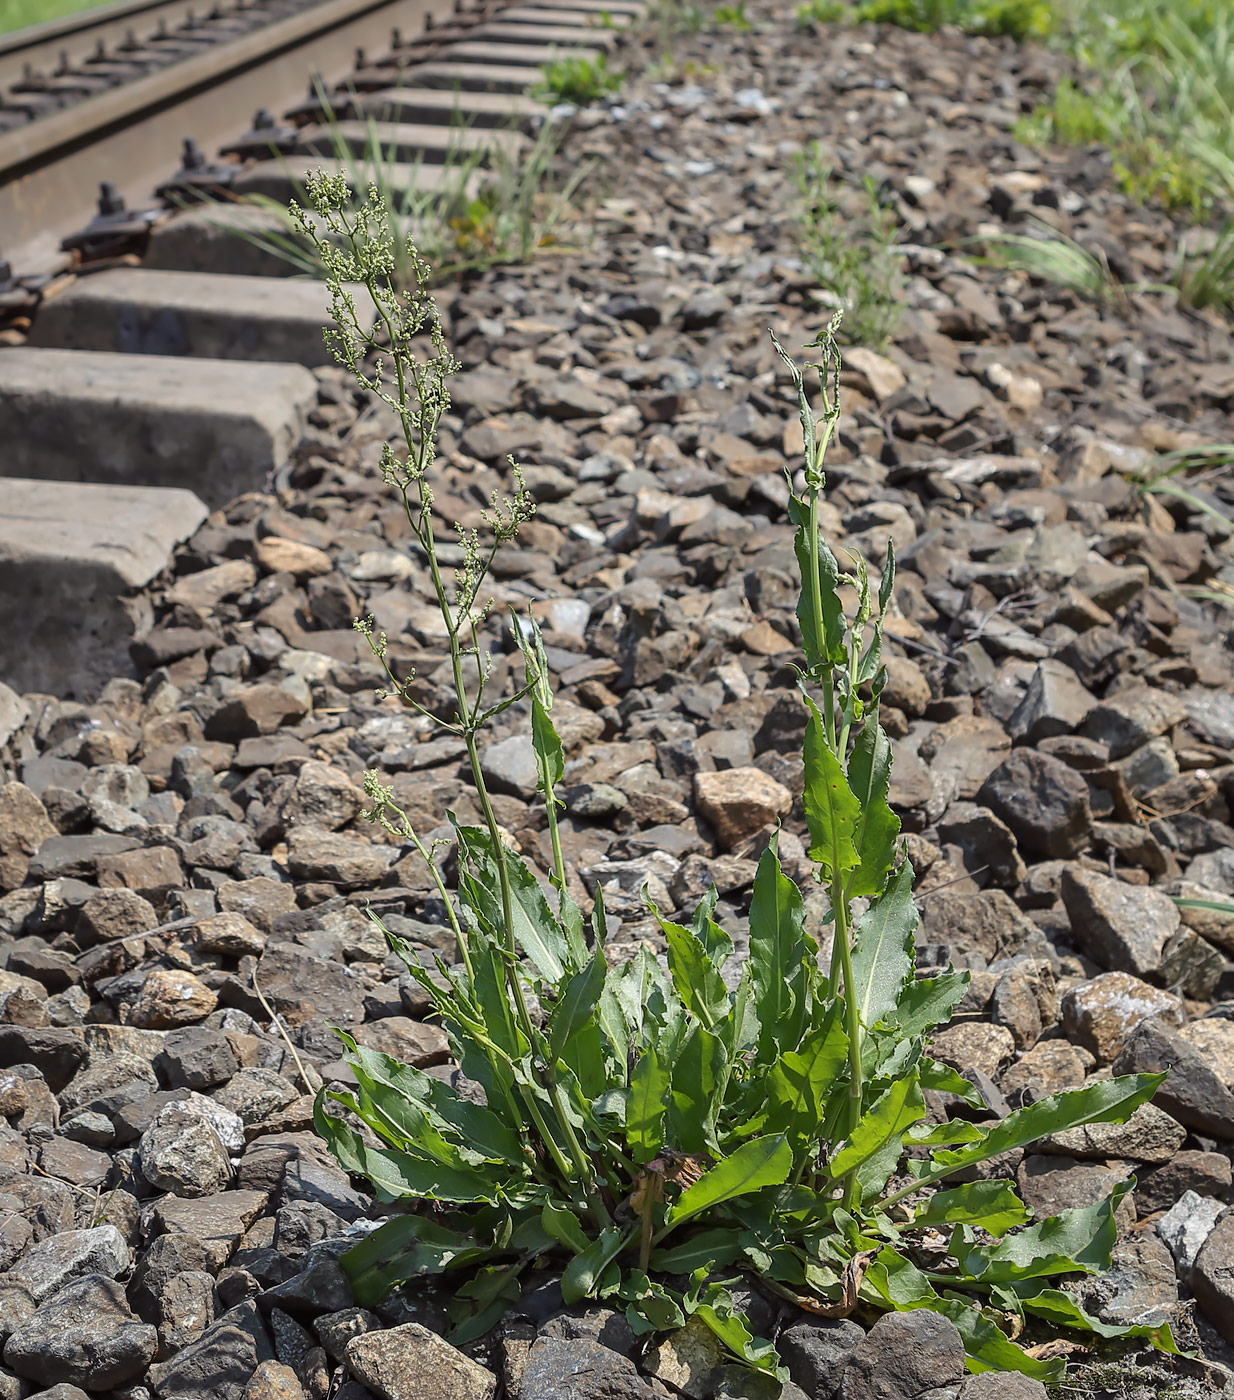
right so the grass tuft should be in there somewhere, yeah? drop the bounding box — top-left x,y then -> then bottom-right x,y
795,143 -> 905,347
195,98 -> 590,288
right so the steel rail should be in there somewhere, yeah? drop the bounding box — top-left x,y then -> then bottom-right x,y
0,0 -> 445,270
0,0 -> 218,93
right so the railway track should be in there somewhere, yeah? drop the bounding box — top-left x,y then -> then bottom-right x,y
0,0 -> 644,697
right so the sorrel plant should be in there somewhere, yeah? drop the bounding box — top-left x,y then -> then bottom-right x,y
297,172 -> 1173,1382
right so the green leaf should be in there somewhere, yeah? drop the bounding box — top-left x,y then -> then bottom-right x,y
849,860 -> 916,1034
341,1034 -> 524,1167
1013,1283 -> 1183,1353
447,1264 -> 525,1346
669,1025 -> 727,1155
690,882 -> 734,968
918,1057 -> 986,1110
341,1214 -> 492,1307
748,838 -> 810,1063
894,971 -> 969,1040
864,1248 -> 1066,1382
802,695 -> 861,874
541,1203 -> 590,1256
547,949 -> 607,1062
879,537 -> 896,610
846,720 -> 900,899
692,1291 -> 784,1376
531,697 -> 565,792
315,1091 -> 501,1203
787,494 -> 845,670
457,824 -> 576,981
933,1297 -> 1066,1383
664,1135 -> 793,1231
627,1046 -> 671,1164
913,1180 -> 1030,1234
625,1283 -> 686,1333
950,1181 -> 1132,1282
661,914 -> 730,1033
906,1120 -> 987,1147
921,1075 -> 1165,1185
739,1005 -> 847,1142
648,1228 -> 744,1274
829,1072 -> 925,1179
561,1227 -> 629,1305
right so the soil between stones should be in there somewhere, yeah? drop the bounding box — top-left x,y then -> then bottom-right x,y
4,4 -> 1234,1399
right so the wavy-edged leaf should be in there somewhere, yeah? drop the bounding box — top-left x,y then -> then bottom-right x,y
906,1120 -> 987,1148
895,970 -> 969,1040
340,1214 -> 491,1307
921,1075 -> 1165,1185
315,1089 -> 500,1203
829,1072 -> 925,1179
627,1045 -> 671,1164
624,1278 -> 687,1333
950,1181 -> 1131,1282
919,1057 -> 986,1110
849,860 -> 916,1034
1013,1283 -> 1183,1353
864,1248 -> 1065,1382
846,719 -> 900,899
748,838 -> 809,1062
664,1134 -> 793,1231
341,1033 -> 524,1167
933,1297 -> 1065,1382
693,1292 -> 784,1376
913,1180 -> 1030,1235
562,1226 -> 629,1305
803,695 -> 861,875
457,823 -> 576,981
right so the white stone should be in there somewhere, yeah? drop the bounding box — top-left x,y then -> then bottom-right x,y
1158,1191 -> 1224,1278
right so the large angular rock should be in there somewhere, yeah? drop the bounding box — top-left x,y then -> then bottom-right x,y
140,1100 -> 233,1197
1113,1018 -> 1234,1139
147,1300 -> 275,1400
779,1318 -> 864,1400
976,750 -> 1091,859
284,830 -> 396,888
1084,686 -> 1188,759
11,1225 -> 129,1303
513,1337 -> 660,1399
149,1189 -> 269,1272
346,1322 -> 497,1400
0,783 -> 57,891
693,768 -> 792,850
1006,661 -> 1095,744
1060,971 -> 1184,1063
839,1310 -> 966,1400
1060,868 -> 1179,977
2,1274 -> 156,1390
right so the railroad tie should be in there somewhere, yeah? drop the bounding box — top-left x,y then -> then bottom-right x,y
0,346 -> 317,506
27,267 -> 374,365
0,478 -> 209,698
